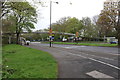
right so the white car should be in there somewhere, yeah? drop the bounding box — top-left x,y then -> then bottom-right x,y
26,40 -> 30,45
62,38 -> 67,42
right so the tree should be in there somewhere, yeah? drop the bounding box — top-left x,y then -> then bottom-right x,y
1,1 -> 10,18
2,2 -> 37,44
92,15 -> 101,38
81,17 -> 97,38
97,10 -> 117,38
66,17 -> 83,34
56,17 -> 70,33
2,15 -> 16,33
51,17 -> 83,34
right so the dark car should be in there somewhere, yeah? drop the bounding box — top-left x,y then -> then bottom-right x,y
110,41 -> 118,44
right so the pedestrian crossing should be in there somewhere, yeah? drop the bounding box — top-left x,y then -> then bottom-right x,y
86,70 -> 114,79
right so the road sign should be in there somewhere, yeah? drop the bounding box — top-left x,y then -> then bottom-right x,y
51,36 -> 54,39
51,34 -> 54,36
76,32 -> 79,37
49,36 -> 54,39
49,29 -> 52,34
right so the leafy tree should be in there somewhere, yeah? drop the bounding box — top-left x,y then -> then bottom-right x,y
55,17 -> 70,33
97,11 -> 117,38
1,1 -> 10,18
2,16 -> 16,33
2,2 -> 37,44
92,15 -> 102,38
66,17 -> 83,34
81,17 -> 97,38
51,17 -> 83,35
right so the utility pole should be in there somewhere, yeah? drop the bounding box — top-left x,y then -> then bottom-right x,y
49,0 -> 52,47
118,1 -> 120,48
49,1 -> 58,47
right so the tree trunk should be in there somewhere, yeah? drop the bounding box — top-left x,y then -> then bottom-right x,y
16,33 -> 20,44
8,36 -> 11,44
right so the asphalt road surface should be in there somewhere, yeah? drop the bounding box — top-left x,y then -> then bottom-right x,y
27,42 -> 120,80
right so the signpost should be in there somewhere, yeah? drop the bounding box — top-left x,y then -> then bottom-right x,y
49,28 -> 54,47
76,32 -> 79,37
75,32 -> 79,44
49,28 -> 52,47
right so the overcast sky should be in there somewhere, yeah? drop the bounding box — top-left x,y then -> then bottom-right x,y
31,0 -> 106,30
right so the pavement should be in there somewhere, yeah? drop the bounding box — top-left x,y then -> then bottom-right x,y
26,42 -> 120,80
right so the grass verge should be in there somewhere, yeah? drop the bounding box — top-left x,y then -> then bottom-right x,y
2,44 -> 57,78
47,42 -> 117,47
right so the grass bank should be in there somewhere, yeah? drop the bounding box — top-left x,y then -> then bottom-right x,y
2,44 -> 57,78
44,42 -> 117,47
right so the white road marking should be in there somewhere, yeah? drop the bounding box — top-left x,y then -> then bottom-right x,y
64,46 -> 117,61
64,46 -> 86,49
64,46 -> 119,56
31,42 -> 41,43
64,46 -> 77,49
80,52 -> 115,61
100,57 -> 115,61
68,53 -> 87,58
89,58 -> 120,70
108,53 -> 120,56
86,70 -> 114,78
67,52 -> 120,70
79,46 -> 86,47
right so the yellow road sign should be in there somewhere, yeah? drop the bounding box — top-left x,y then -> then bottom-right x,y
76,32 -> 79,37
49,29 -> 52,34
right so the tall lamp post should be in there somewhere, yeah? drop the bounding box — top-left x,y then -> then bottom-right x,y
118,1 -> 120,47
49,0 -> 52,47
49,0 -> 58,47
49,1 -> 72,47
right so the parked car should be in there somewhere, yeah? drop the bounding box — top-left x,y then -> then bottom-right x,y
110,41 -> 118,44
26,40 -> 30,45
62,38 -> 67,42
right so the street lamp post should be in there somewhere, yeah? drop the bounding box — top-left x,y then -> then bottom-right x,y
49,0 -> 52,47
118,1 -> 120,47
49,1 -> 71,47
49,0 -> 58,47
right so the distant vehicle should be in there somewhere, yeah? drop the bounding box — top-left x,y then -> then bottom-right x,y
26,40 -> 30,45
110,41 -> 118,44
62,38 -> 67,42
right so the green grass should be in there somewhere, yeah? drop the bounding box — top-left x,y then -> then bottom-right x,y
2,44 -> 57,78
77,43 -> 117,47
50,42 -> 117,47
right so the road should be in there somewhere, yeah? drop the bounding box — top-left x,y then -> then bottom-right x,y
28,42 -> 120,79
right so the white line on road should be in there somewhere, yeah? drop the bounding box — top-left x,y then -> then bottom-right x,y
107,53 -> 120,56
64,46 -> 119,56
80,52 -> 115,61
86,70 -> 114,78
64,46 -> 86,49
89,58 -> 120,70
67,52 -> 120,70
68,53 -> 87,58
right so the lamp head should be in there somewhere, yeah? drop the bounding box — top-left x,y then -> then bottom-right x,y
55,2 -> 59,4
